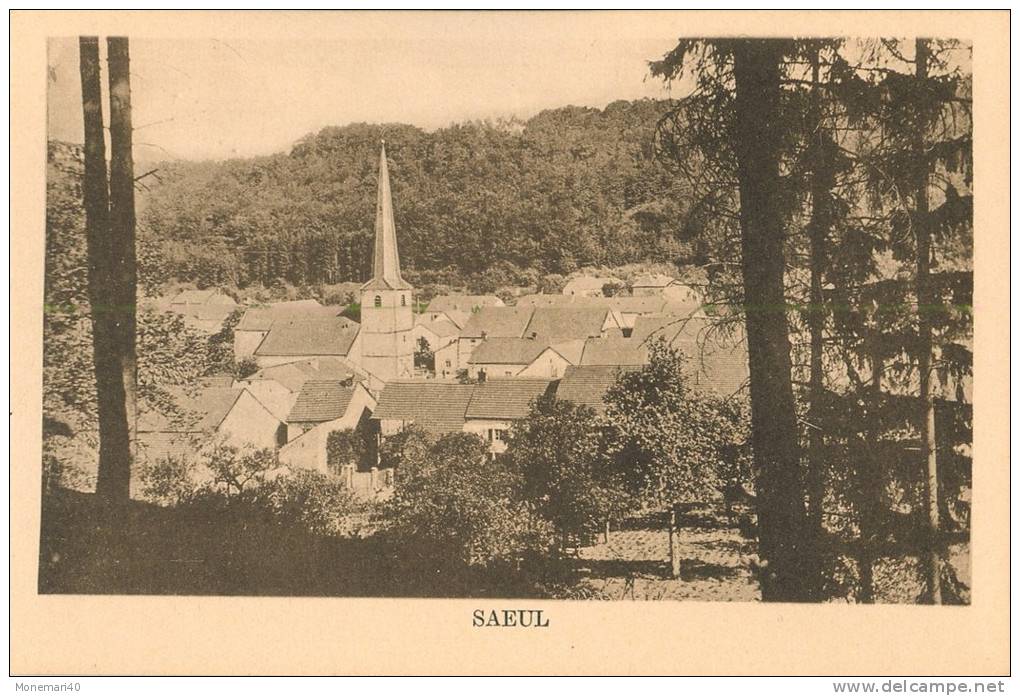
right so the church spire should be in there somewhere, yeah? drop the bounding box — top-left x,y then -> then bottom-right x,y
363,139 -> 411,290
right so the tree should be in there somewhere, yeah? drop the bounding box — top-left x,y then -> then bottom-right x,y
386,432 -> 552,569
79,36 -> 135,503
504,394 -> 629,545
203,442 -> 278,499
414,336 -> 435,373
326,428 -> 367,474
604,340 -> 750,578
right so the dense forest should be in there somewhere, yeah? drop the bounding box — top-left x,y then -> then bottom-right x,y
137,99 -> 705,291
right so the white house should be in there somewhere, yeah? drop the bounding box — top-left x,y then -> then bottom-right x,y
463,378 -> 555,457
562,275 -> 621,298
466,337 -> 583,379
420,295 -> 503,326
168,288 -> 239,333
278,380 -> 378,473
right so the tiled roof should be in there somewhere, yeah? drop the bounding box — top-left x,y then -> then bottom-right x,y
555,365 -> 638,415
603,295 -> 669,315
246,356 -> 367,393
579,337 -> 650,366
254,317 -> 360,357
465,379 -> 555,420
172,289 -> 219,305
460,306 -> 534,339
443,310 -> 470,329
524,306 -> 609,340
426,295 -> 503,313
373,382 -> 475,434
235,301 -> 342,332
287,380 -> 359,423
550,339 -> 586,365
468,337 -> 550,365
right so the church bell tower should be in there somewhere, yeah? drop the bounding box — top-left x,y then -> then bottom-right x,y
359,141 -> 414,384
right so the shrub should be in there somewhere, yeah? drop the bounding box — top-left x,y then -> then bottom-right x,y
326,428 -> 367,474
139,454 -> 197,506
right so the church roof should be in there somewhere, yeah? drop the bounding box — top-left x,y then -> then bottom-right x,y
362,141 -> 412,292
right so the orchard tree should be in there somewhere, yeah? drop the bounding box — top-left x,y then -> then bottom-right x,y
604,339 -> 750,578
503,394 -> 630,547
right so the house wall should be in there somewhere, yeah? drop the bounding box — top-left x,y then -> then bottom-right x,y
237,378 -> 297,423
457,336 -> 484,369
280,386 -> 378,471
219,390 -> 284,451
468,362 -> 526,379
234,330 -> 268,359
435,341 -> 459,380
462,419 -> 512,455
518,349 -> 571,378
255,353 -> 350,369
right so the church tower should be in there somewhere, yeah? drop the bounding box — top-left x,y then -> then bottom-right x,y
359,141 -> 414,384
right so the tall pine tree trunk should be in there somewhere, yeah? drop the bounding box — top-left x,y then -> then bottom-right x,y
732,40 -> 814,602
914,38 -> 942,605
80,37 -> 132,503
107,37 -> 138,482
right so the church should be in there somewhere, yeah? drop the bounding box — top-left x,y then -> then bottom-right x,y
356,141 -> 415,389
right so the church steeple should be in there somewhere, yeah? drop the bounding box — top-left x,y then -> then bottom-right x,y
363,140 -> 411,291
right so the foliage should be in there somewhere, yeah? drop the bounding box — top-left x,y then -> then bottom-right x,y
257,468 -> 363,536
139,454 -> 197,506
202,441 -> 278,498
414,336 -> 435,373
604,339 -> 750,506
235,357 -> 260,380
503,394 -> 630,540
378,424 -> 433,471
386,432 -> 554,569
326,428 -> 367,474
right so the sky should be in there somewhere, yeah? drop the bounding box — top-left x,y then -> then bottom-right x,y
47,13 -> 691,161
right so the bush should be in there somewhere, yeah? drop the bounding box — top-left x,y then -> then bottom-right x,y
326,428 -> 367,474
260,469 -> 364,536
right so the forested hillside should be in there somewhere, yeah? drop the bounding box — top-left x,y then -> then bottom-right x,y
137,99 -> 704,291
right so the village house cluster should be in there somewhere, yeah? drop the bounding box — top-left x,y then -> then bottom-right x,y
138,144 -> 749,496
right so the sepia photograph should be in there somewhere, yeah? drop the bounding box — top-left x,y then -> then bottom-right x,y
11,8 -> 1010,678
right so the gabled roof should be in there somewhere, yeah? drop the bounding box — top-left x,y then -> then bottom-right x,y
579,337 -> 650,366
372,382 -> 475,434
287,380 -> 361,423
524,306 -> 609,341
555,365 -> 639,415
468,337 -> 550,365
465,379 -> 555,420
603,295 -> 669,315
138,387 -> 246,433
244,356 -> 367,393
460,306 -> 534,339
254,317 -> 360,357
415,317 -> 460,339
236,301 -> 342,332
426,295 -> 503,313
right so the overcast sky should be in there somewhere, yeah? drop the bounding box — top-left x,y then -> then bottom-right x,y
47,13 -> 691,161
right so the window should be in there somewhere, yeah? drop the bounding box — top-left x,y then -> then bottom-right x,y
504,371 -> 512,376
493,429 -> 505,442
445,360 -> 451,368
401,295 -> 406,306
374,295 -> 382,308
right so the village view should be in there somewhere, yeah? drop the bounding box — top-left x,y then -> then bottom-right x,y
41,36 -> 973,604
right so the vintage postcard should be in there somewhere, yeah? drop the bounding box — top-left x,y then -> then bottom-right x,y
9,9 -> 1010,676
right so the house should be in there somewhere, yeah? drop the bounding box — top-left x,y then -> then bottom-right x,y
412,316 -> 461,354
515,293 -> 576,308
457,306 -> 535,368
136,386 -> 285,479
555,365 -> 641,416
630,274 -> 703,304
523,306 -> 619,341
562,275 -> 620,298
421,295 -> 503,325
372,382 -> 476,437
233,300 -> 344,359
434,340 -> 461,380
579,337 -> 649,367
463,378 -> 556,456
236,356 -> 369,422
278,380 -> 378,474
466,337 -> 583,379
168,288 -> 239,333
252,316 -> 362,368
